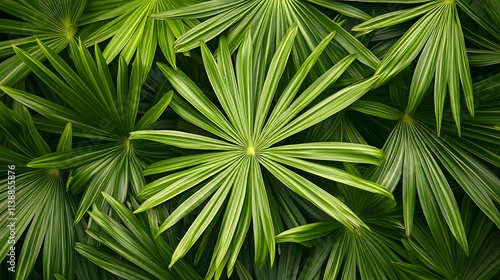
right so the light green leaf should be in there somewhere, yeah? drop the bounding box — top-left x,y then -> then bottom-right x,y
129,130 -> 238,150
134,91 -> 173,130
169,173 -> 234,268
260,155 -> 367,231
276,222 -> 342,243
265,142 -> 384,165
265,153 -> 393,199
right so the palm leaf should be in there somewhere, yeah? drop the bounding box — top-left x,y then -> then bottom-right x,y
0,0 -> 85,86
129,26 -> 390,277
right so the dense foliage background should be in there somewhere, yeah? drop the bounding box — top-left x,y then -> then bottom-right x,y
0,0 -> 499,279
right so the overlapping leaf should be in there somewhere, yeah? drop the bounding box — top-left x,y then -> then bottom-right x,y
0,0 -> 85,86
1,40 -> 173,225
362,71 -> 500,255
0,104 -> 85,279
129,25 -> 391,278
395,197 -> 500,279
353,0 -> 475,133
76,193 -> 202,279
79,0 -> 201,68
275,184 -> 407,279
151,0 -> 379,80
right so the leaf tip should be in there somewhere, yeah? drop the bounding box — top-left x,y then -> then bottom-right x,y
149,12 -> 160,19
155,226 -> 168,239
35,37 -> 44,47
101,191 -> 112,201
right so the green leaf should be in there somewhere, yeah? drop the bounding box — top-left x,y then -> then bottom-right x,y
56,123 -> 73,153
169,173 -> 234,267
199,40 -> 243,137
129,130 -> 238,150
307,0 -> 372,21
75,243 -> 151,280
135,154 -> 238,211
393,262 -> 445,280
0,146 -> 31,165
0,85 -> 107,137
406,22 -> 442,114
86,209 -> 175,279
263,31 -> 336,130
151,0 -> 240,20
236,28 -> 254,142
374,8 -> 440,86
349,100 -> 403,120
170,1 -> 258,52
260,155 -> 367,231
254,24 -> 298,135
402,127 -> 417,237
0,102 -> 51,158
12,45 -> 95,114
213,159 -> 249,268
263,76 -> 377,147
265,142 -> 384,165
144,151 -> 234,176
249,159 -> 275,267
134,90 -> 173,130
410,128 -> 469,254
156,163 -> 238,235
264,153 -> 393,199
327,20 -> 380,69
276,222 -> 342,243
28,144 -> 119,169
157,63 -> 243,144
352,1 -> 439,32
169,94 -> 237,143
15,200 -> 50,280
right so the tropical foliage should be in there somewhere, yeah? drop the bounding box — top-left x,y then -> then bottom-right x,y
0,0 -> 499,279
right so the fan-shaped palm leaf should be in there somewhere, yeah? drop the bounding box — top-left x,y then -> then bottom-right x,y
352,0 -> 475,134
76,192 -> 201,279
79,0 -> 201,68
0,40 -> 173,224
129,26 -> 392,278
234,243 -> 317,279
151,0 -> 380,80
395,197 -> 500,280
356,70 -> 500,255
0,104 -> 80,279
459,0 -> 500,66
275,183 -> 407,279
0,0 -> 85,86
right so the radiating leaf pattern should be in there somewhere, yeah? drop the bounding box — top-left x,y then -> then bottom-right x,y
359,68 -> 500,255
0,0 -> 85,86
0,104 -> 87,279
79,0 -> 201,68
0,0 -> 499,279
395,197 -> 500,280
152,0 -> 380,79
1,40 -> 173,225
274,184 -> 407,280
129,26 -> 390,276
353,0 -> 475,134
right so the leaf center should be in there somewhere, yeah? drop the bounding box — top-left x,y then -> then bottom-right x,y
62,18 -> 77,40
246,146 -> 256,156
403,113 -> 414,125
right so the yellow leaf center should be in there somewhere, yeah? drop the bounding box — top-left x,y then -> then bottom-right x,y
246,146 -> 256,156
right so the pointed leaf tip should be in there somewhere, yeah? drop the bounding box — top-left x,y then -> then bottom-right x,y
101,191 -> 113,202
